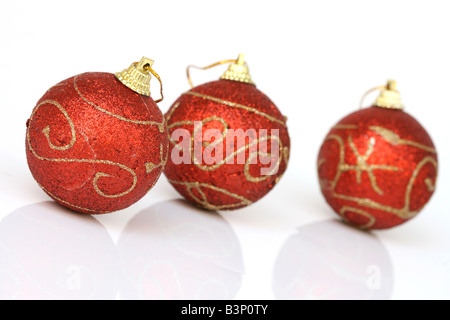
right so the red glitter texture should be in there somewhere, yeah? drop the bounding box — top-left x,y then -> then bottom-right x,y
26,72 -> 168,214
164,79 -> 290,210
317,106 -> 438,229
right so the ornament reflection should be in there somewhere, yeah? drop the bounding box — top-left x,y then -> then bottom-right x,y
0,201 -> 118,300
272,219 -> 393,300
117,199 -> 244,300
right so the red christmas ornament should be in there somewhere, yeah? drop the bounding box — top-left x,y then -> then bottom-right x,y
26,58 -> 168,214
318,81 -> 438,229
164,54 -> 290,210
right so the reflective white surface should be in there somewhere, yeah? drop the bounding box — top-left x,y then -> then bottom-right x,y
1,172 -> 449,300
0,201 -> 118,299
0,199 -> 244,300
272,220 -> 393,300
116,199 -> 243,300
1,0 -> 450,300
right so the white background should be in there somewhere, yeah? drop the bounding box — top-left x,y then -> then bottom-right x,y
0,0 -> 449,300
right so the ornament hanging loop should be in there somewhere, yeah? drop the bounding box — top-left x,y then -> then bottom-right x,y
186,53 -> 254,88
187,59 -> 238,88
144,64 -> 164,103
359,85 -> 386,109
359,80 -> 404,110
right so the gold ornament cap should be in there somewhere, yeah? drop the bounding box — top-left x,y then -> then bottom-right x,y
115,57 -> 155,96
220,54 -> 255,85
373,80 -> 404,110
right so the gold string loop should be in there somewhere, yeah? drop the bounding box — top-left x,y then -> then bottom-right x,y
359,85 -> 387,109
144,64 -> 164,103
359,80 -> 403,110
186,59 -> 238,88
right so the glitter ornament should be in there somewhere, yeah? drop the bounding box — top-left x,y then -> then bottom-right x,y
164,54 -> 290,210
26,57 -> 169,214
317,81 -> 438,229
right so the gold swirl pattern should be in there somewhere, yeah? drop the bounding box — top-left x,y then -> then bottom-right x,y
168,115 -> 229,150
37,100 -> 77,151
168,115 -> 287,183
183,91 -> 288,128
319,134 -> 345,190
167,180 -> 253,210
27,93 -> 165,203
333,156 -> 438,220
344,135 -> 399,195
333,124 -> 359,130
318,126 -> 438,228
370,126 -> 437,154
145,143 -> 168,174
36,182 -> 111,214
73,75 -> 166,133
143,143 -> 169,193
27,99 -> 138,199
27,129 -> 138,199
339,206 -> 376,229
166,92 -> 290,209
